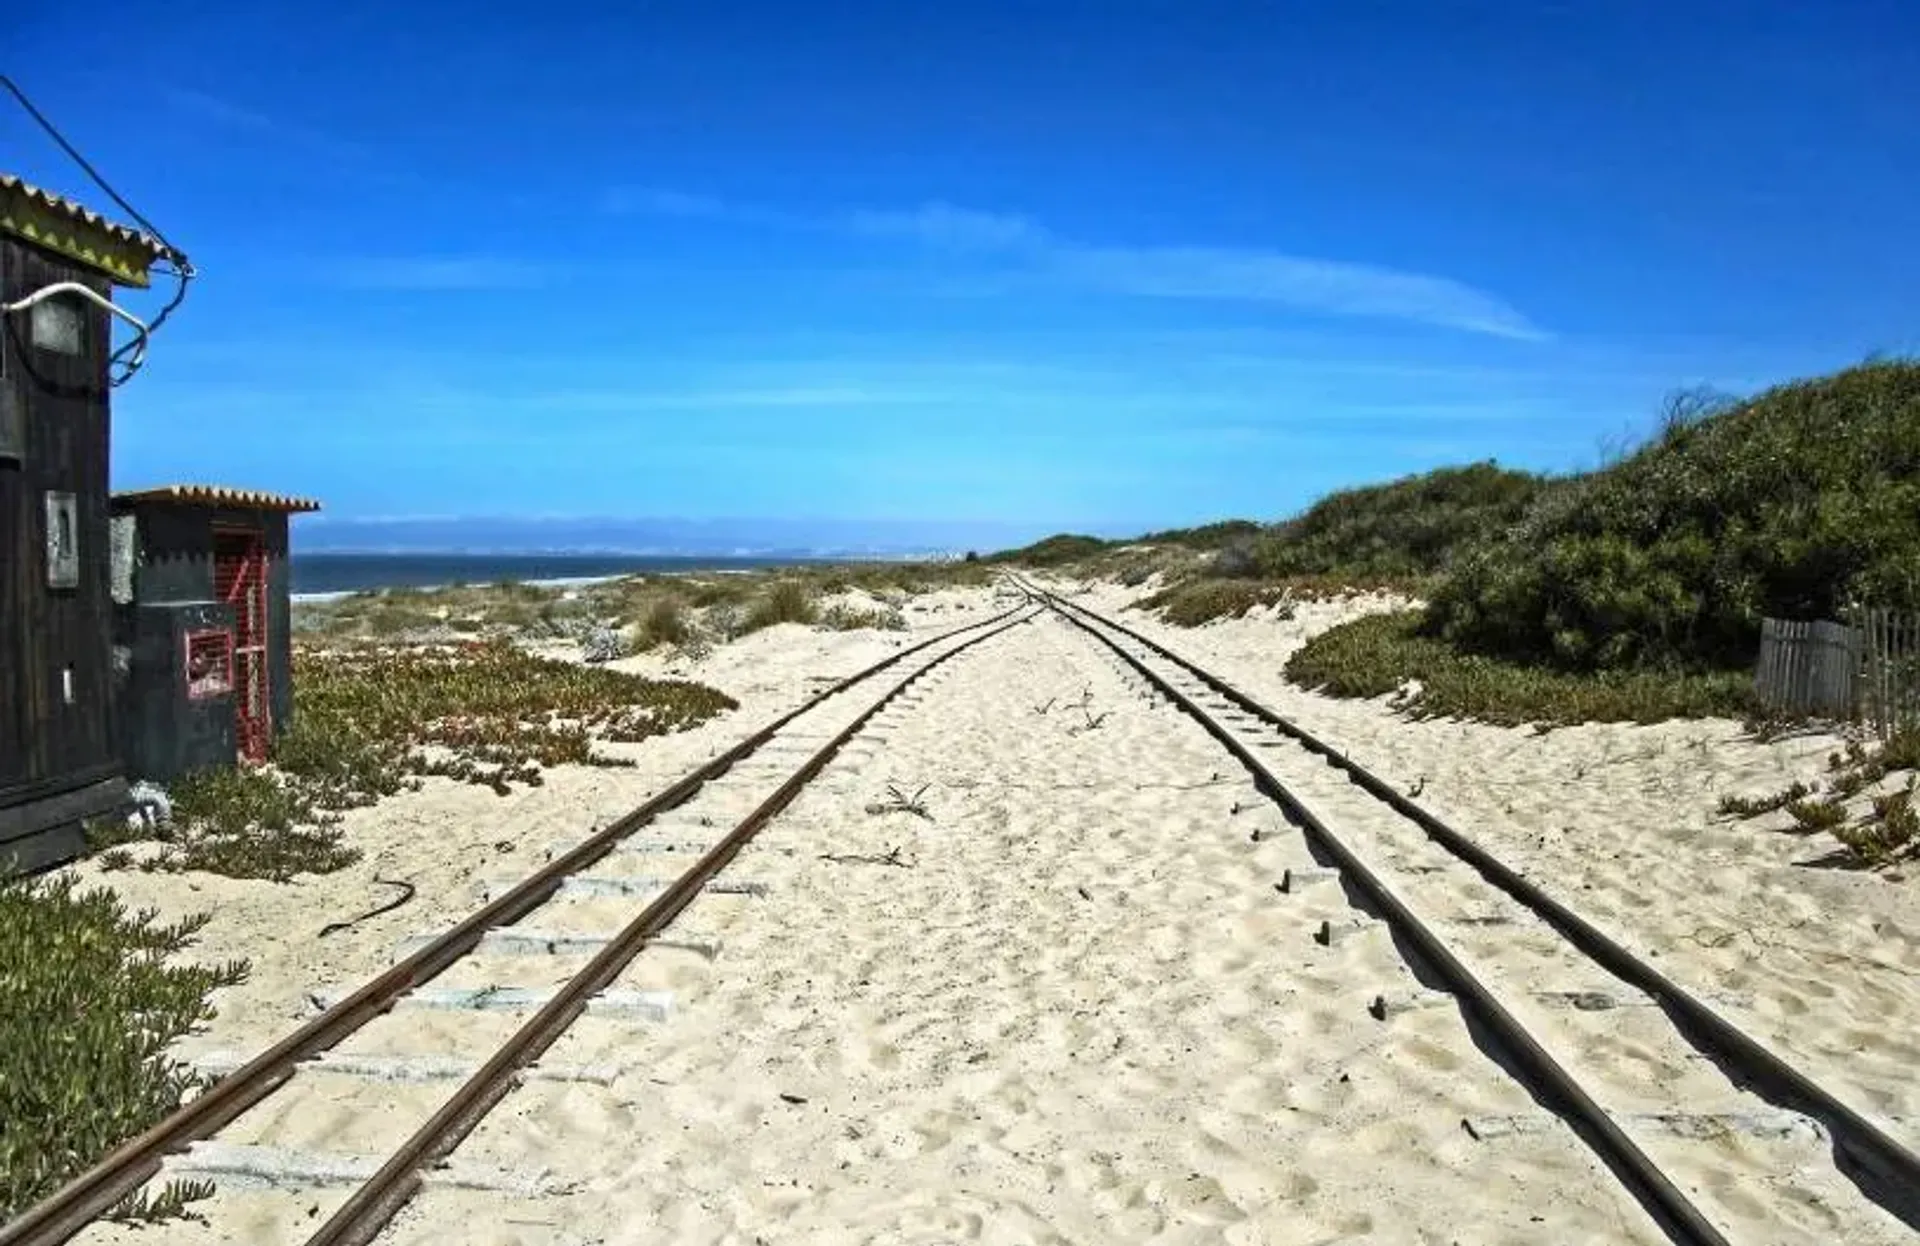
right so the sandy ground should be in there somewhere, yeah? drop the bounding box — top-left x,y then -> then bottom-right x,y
57,585 -> 1004,1063
52,575 -> 1920,1244
1060,576 -> 1920,1159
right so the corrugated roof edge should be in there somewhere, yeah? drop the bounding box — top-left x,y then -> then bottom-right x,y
113,484 -> 323,513
0,172 -> 181,264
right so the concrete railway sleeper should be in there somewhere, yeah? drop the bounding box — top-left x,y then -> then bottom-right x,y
1032,580 -> 1920,1246
1,601 -> 1037,1246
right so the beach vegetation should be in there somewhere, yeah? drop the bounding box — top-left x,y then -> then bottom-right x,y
119,640 -> 734,880
983,533 -> 1113,566
1717,728 -> 1920,867
743,579 -> 820,632
636,596 -> 693,650
820,602 -> 909,632
1132,579 -> 1296,627
1277,361 -> 1920,725
1283,610 -> 1754,726
1426,363 -> 1920,671
0,873 -> 247,1224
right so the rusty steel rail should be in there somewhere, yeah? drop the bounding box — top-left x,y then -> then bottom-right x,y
299,603 -> 1034,1246
1,598 -> 1030,1246
1035,584 -> 1920,1214
1033,586 -> 1732,1246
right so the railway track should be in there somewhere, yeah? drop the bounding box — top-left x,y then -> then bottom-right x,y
16,574 -> 1920,1244
1029,578 -> 1920,1246
2,597 -> 1036,1246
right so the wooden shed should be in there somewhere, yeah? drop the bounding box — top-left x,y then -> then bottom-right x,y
1,173 -> 177,871
112,485 -> 321,783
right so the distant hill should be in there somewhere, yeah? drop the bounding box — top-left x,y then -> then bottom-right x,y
982,533 -> 1114,566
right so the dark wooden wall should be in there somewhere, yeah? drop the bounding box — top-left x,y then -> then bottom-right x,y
0,236 -> 124,867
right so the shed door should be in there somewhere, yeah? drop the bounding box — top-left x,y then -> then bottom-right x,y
214,527 -> 271,762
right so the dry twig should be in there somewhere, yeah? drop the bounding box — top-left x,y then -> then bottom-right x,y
819,845 -> 913,868
864,783 -> 933,820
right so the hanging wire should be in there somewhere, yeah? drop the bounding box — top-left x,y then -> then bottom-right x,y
2,74 -> 194,384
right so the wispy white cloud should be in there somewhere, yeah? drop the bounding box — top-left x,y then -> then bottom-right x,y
842,202 -> 1050,251
597,187 -> 800,228
161,86 -> 379,166
323,256 -> 560,291
1049,247 -> 1544,341
605,188 -> 1544,339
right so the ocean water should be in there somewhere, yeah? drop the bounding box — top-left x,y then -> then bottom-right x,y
290,553 -> 829,596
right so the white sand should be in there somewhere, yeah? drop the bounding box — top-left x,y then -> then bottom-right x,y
58,578 -> 1920,1244
1065,577 -> 1920,1153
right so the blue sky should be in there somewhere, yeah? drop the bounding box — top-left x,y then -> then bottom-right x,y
7,2 -> 1917,548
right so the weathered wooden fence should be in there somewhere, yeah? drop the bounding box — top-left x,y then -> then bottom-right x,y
1754,617 -> 1860,718
1853,607 -> 1920,738
1753,607 -> 1920,736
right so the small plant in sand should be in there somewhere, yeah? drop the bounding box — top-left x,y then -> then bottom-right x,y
154,767 -> 360,881
864,783 -> 933,820
1716,782 -> 1812,818
0,874 -> 248,1224
1782,795 -> 1848,833
1838,778 -> 1920,866
820,603 -> 908,632
1718,728 -> 1920,868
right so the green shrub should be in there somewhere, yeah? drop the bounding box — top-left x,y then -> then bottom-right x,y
1244,462 -> 1548,582
686,579 -> 752,609
743,580 -> 819,632
0,875 -> 248,1222
1134,579 -> 1295,627
159,766 -> 358,881
819,603 -> 907,632
1783,796 -> 1849,833
983,533 -> 1113,566
1428,362 -> 1920,671
1135,519 -> 1265,550
1285,610 -> 1753,726
638,597 -> 692,650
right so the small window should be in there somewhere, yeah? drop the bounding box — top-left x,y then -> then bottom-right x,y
185,630 -> 234,700
30,297 -> 85,355
45,491 -> 78,589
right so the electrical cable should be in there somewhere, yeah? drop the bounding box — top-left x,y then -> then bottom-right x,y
2,73 -> 194,383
